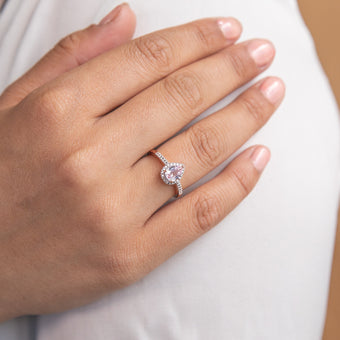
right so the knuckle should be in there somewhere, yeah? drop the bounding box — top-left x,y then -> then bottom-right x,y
37,88 -> 59,112
191,21 -> 216,48
56,148 -> 97,190
191,192 -> 221,233
57,153 -> 85,188
230,166 -> 254,196
56,32 -> 81,59
240,95 -> 266,123
104,239 -> 143,287
188,124 -> 223,169
0,84 -> 23,108
163,71 -> 203,113
26,80 -> 79,125
133,34 -> 173,72
226,50 -> 249,79
30,87 -> 66,122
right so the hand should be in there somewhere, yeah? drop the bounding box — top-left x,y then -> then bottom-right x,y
0,4 -> 284,321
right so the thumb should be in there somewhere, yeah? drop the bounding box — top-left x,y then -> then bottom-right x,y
0,3 -> 136,109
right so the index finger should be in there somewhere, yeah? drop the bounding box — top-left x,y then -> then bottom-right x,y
39,17 -> 242,118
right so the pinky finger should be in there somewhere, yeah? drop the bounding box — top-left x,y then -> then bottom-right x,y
140,145 -> 271,269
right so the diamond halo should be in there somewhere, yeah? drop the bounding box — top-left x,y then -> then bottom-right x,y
160,163 -> 185,185
148,150 -> 185,197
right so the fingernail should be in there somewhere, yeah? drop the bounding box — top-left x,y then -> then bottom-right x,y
250,146 -> 271,172
248,40 -> 275,68
218,18 -> 242,41
260,77 -> 285,105
99,3 -> 128,26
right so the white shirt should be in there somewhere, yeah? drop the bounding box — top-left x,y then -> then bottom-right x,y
0,0 -> 339,339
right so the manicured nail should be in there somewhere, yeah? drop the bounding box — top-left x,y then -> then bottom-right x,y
250,146 -> 271,172
218,18 -> 242,41
248,40 -> 275,68
260,77 -> 285,105
99,3 -> 128,26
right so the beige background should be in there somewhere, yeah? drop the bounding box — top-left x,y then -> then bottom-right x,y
297,1 -> 339,338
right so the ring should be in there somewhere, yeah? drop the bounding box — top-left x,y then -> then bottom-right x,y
148,149 -> 185,197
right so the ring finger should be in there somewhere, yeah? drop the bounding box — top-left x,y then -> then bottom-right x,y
133,76 -> 285,214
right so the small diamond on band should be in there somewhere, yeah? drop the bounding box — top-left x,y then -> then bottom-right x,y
148,150 -> 185,198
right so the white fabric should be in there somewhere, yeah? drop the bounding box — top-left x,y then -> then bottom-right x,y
0,0 -> 339,339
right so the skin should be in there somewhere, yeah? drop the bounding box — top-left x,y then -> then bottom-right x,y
0,3 -> 285,322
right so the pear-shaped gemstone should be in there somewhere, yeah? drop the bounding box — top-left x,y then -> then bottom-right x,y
161,163 -> 185,185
